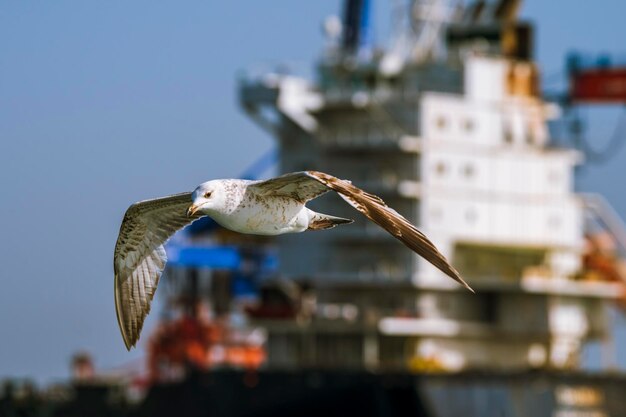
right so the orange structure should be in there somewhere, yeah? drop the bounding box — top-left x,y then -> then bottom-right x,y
147,304 -> 265,382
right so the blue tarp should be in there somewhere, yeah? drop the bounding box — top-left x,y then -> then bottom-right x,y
167,245 -> 241,269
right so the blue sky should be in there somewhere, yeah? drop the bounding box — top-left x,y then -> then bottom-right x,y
1,1 -> 625,382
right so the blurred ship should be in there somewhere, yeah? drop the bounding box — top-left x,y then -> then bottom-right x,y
145,0 -> 626,415
5,1 -> 626,416
239,0 -> 622,374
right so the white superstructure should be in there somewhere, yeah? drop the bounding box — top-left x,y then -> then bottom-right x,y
239,0 -> 624,372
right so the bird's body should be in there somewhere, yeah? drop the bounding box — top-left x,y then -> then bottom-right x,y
199,180 -> 313,235
114,171 -> 473,350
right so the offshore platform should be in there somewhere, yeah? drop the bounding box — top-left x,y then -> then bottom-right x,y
4,0 -> 626,416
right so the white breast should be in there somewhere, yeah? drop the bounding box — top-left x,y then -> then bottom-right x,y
211,191 -> 309,236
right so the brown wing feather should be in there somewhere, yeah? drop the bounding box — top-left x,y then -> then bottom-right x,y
114,192 -> 205,350
251,171 -> 331,203
305,171 -> 474,292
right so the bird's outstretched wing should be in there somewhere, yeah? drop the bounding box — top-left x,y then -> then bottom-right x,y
251,171 -> 331,203
263,171 -> 473,292
114,192 -> 204,350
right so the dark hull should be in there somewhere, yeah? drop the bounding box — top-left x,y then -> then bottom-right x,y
15,369 -> 625,417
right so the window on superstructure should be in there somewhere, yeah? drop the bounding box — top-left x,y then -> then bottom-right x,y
462,163 -> 475,178
435,161 -> 447,176
435,115 -> 447,130
525,136 -> 533,145
463,118 -> 475,133
503,127 -> 514,144
525,128 -> 534,145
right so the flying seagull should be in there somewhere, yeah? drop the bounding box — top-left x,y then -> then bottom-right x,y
114,171 -> 473,349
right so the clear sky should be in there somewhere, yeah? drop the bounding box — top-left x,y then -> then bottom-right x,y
1,0 -> 625,382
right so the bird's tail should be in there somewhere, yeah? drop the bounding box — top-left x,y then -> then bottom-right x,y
307,211 -> 353,231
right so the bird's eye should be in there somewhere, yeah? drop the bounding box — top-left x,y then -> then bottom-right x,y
204,191 -> 212,198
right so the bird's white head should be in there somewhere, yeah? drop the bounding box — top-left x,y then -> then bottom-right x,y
187,180 -> 228,217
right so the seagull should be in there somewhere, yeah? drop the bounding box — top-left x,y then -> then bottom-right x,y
114,171 -> 473,350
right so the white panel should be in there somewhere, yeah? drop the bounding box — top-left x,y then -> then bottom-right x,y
424,148 -> 574,197
473,108 -> 503,146
549,299 -> 589,336
492,156 -> 514,196
423,194 -> 583,249
465,57 -> 507,102
421,91 -> 564,152
421,93 -> 504,147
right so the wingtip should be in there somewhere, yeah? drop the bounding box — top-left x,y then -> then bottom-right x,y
123,337 -> 137,351
122,336 -> 132,351
457,277 -> 475,293
450,270 -> 474,293
448,268 -> 474,293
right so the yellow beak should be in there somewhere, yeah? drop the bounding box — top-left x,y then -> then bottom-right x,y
187,204 -> 199,217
